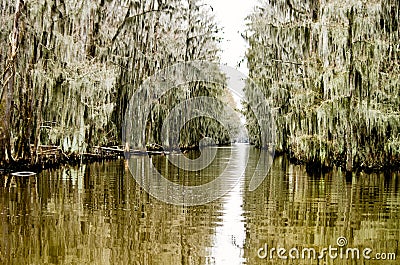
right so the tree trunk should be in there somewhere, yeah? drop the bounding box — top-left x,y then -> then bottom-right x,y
0,0 -> 24,165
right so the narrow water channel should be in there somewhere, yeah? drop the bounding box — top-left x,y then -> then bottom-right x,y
0,145 -> 399,264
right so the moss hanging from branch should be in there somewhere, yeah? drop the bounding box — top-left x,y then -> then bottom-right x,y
0,0 -> 230,166
244,0 -> 400,170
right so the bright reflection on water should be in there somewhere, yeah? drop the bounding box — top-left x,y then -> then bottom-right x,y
211,146 -> 247,265
0,144 -> 399,265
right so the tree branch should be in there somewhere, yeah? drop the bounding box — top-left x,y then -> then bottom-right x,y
112,7 -> 170,44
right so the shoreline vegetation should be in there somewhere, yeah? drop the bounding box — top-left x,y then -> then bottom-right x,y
1,0 -> 400,175
244,0 -> 400,172
1,143 -> 399,176
0,143 -> 232,175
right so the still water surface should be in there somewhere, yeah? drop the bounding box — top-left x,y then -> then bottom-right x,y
0,145 -> 399,264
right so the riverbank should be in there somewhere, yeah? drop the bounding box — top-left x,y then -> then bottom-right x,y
2,143 -> 400,177
0,143 -> 225,175
0,146 -> 124,176
253,147 -> 400,176
283,151 -> 400,175
286,148 -> 400,174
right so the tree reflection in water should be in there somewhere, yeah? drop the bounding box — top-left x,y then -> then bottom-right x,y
0,146 -> 399,265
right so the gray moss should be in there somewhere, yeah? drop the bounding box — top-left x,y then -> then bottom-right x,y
244,0 -> 400,170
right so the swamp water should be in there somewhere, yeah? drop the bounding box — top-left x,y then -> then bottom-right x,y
0,144 -> 399,265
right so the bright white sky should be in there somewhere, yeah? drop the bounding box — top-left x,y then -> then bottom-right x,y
204,0 -> 259,74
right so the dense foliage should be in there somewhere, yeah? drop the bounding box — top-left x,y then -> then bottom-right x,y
0,0 -> 230,166
244,0 -> 400,170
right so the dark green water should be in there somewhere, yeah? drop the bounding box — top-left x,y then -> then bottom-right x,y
0,145 -> 399,264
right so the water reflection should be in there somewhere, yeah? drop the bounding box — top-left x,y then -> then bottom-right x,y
243,154 -> 400,265
0,145 -> 399,265
211,176 -> 246,265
